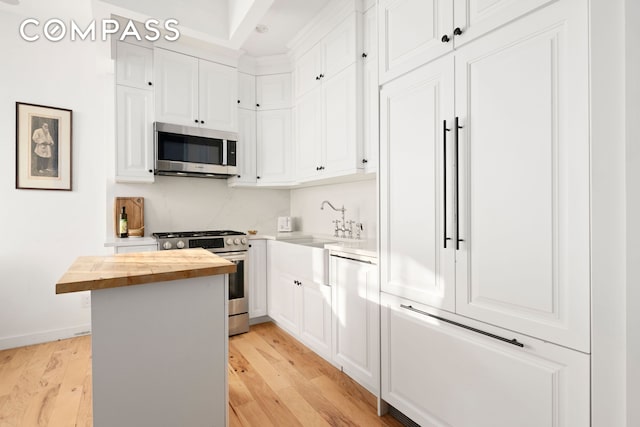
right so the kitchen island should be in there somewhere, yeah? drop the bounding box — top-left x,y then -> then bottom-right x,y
56,248 -> 235,427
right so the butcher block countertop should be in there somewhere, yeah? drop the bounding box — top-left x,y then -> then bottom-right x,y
56,248 -> 236,294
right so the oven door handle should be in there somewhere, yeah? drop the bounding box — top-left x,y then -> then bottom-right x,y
215,252 -> 247,261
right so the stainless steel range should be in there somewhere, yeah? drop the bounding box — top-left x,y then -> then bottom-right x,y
152,230 -> 249,336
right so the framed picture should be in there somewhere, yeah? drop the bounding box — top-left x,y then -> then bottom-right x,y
16,102 -> 72,191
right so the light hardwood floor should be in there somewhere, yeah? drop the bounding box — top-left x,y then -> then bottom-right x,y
0,322 -> 402,427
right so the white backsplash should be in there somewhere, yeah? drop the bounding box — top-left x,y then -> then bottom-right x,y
107,176 -> 290,237
290,177 -> 377,240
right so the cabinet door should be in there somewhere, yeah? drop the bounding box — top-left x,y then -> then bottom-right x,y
256,109 -> 292,184
248,240 -> 267,318
199,60 -> 238,132
379,56 -> 455,311
381,293 -> 590,427
238,72 -> 256,110
331,256 -> 379,394
322,64 -> 359,176
362,6 -> 377,62
256,74 -> 292,110
294,43 -> 322,99
378,0 -> 454,84
154,48 -> 198,126
116,86 -> 154,183
454,0 -> 590,352
236,109 -> 257,184
270,270 -> 299,336
116,42 -> 153,89
299,279 -> 332,361
362,60 -> 378,173
453,0 -> 556,48
295,88 -> 323,180
322,13 -> 357,79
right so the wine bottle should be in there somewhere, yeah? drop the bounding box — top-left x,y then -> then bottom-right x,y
119,206 -> 128,238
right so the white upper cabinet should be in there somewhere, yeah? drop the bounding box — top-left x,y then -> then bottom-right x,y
453,0 -> 556,49
379,0 -> 558,84
294,13 -> 358,99
154,48 -> 199,127
238,72 -> 256,110
322,14 -> 357,79
116,42 -> 153,90
379,56 -> 455,312
198,59 -> 237,132
233,108 -> 257,185
292,10 -> 364,183
256,74 -> 292,110
115,41 -> 154,183
322,65 -> 358,175
378,0 -> 454,84
294,44 -> 323,99
295,88 -> 323,179
154,48 -> 237,132
295,64 -> 361,182
362,6 -> 378,173
116,85 -> 154,183
256,109 -> 292,184
454,0 -> 589,352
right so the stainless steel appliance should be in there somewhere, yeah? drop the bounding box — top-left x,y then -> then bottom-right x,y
154,122 -> 238,178
152,230 -> 249,335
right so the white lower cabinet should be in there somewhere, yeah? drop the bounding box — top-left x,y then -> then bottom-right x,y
248,239 -> 267,318
330,252 -> 379,394
380,293 -> 590,427
267,241 -> 332,361
299,279 -> 332,360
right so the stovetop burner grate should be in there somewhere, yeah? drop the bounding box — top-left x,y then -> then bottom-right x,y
152,230 -> 245,239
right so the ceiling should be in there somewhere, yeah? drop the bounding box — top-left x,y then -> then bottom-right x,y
97,0 -> 330,55
240,0 -> 330,57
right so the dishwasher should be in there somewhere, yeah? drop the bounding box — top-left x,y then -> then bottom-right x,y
329,250 -> 380,395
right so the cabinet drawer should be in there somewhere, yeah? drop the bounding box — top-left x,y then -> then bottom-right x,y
381,293 -> 590,427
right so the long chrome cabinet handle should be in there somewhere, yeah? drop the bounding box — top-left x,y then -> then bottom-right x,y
443,120 -> 451,249
399,304 -> 525,348
454,117 -> 464,250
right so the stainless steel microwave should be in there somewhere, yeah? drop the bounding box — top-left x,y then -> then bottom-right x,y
154,122 -> 237,178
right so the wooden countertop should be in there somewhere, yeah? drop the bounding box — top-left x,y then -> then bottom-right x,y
56,248 -> 236,294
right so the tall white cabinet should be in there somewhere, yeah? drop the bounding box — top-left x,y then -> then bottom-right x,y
379,0 -> 591,424
293,12 -> 365,183
115,42 -> 154,183
233,72 -> 293,186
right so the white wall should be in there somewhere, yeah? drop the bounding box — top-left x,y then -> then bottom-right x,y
290,178 -> 376,240
107,177 -> 290,236
0,2 -> 108,349
0,1 -> 290,351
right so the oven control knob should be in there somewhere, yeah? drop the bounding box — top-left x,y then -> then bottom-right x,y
226,238 -> 234,245
176,240 -> 185,249
234,238 -> 241,245
163,241 -> 172,250
241,238 -> 247,245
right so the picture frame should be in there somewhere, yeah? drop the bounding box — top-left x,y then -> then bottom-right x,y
15,102 -> 72,191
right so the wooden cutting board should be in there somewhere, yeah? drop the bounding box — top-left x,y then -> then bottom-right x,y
114,197 -> 144,237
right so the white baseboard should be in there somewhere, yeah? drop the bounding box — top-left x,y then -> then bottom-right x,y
0,324 -> 92,351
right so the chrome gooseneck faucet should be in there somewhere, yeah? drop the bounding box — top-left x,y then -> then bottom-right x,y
321,200 -> 359,238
